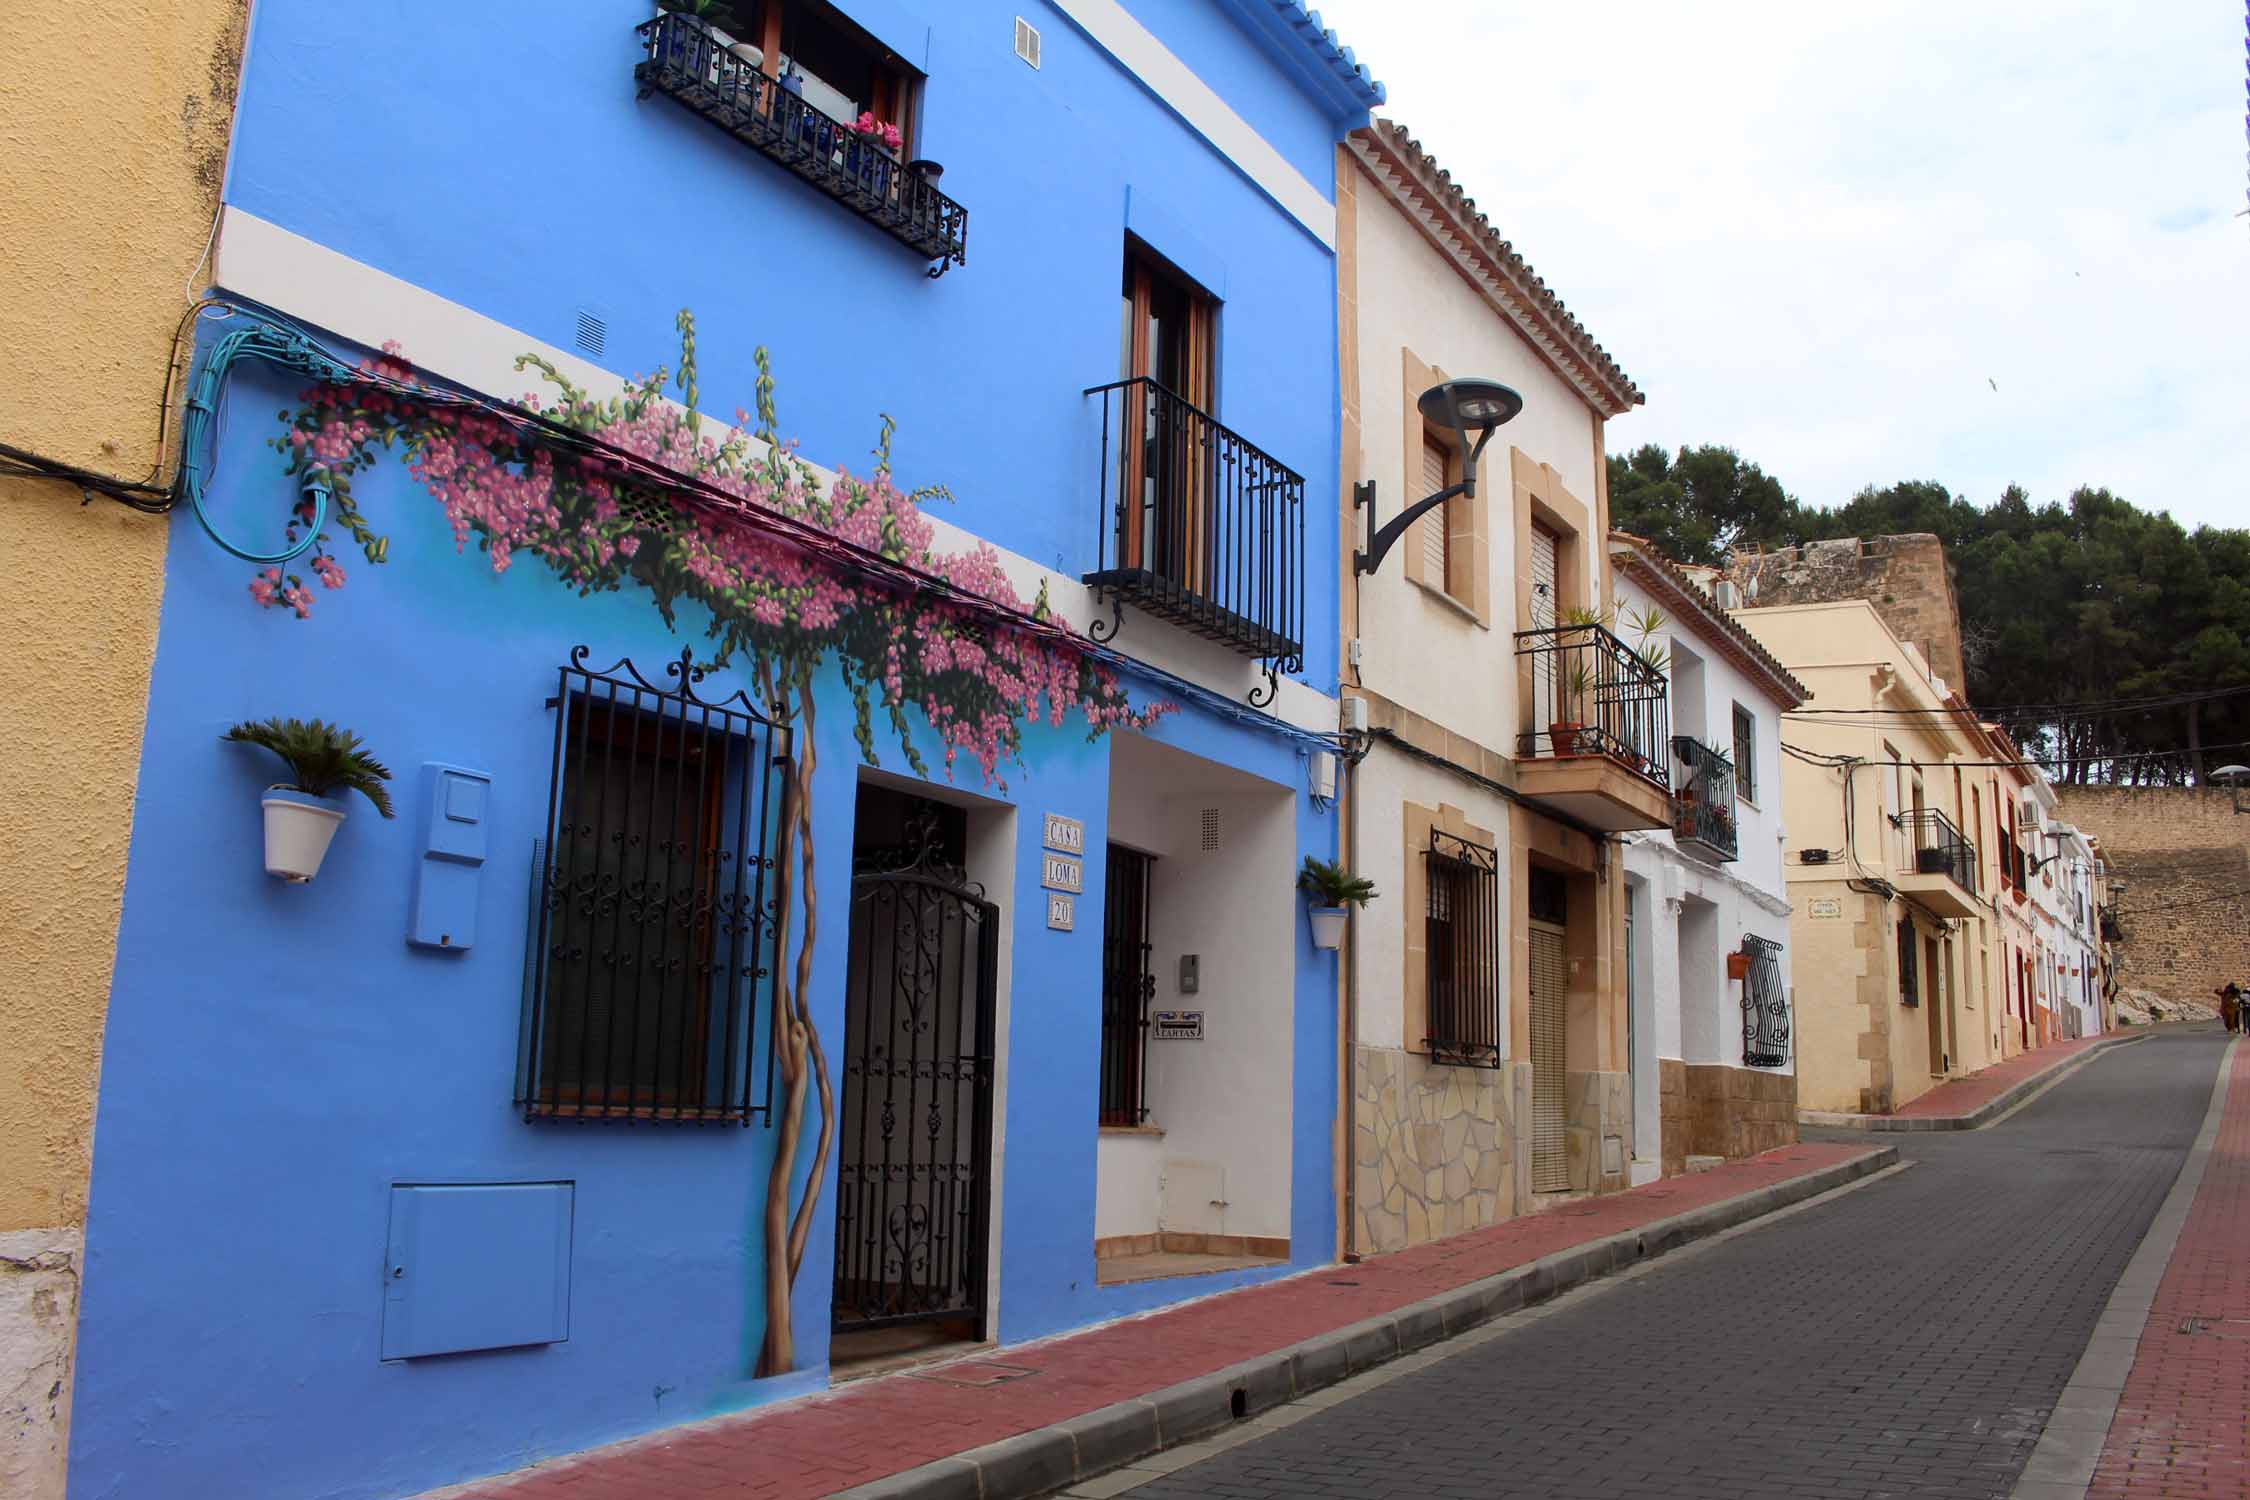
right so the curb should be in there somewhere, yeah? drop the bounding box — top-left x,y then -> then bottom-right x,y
1797,1033 -> 2140,1133
833,1145 -> 1900,1500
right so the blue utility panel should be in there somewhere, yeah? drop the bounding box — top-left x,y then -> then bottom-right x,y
407,763 -> 491,951
381,1182 -> 573,1360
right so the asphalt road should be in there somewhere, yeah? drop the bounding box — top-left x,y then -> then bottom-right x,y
1118,1027 -> 2224,1500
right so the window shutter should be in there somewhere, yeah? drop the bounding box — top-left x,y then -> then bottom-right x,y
1732,705 -> 1756,801
1420,436 -> 1449,589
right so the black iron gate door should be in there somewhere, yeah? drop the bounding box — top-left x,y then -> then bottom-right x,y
832,869 -> 999,1335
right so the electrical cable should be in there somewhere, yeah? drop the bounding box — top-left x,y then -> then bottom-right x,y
1783,684 -> 2250,719
1781,739 -> 2250,772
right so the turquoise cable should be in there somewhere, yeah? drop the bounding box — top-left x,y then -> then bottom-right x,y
179,317 -> 358,565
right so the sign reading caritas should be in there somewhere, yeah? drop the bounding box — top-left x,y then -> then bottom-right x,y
1152,1009 -> 1203,1041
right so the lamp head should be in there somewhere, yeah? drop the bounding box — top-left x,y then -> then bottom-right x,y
1417,378 -> 1524,436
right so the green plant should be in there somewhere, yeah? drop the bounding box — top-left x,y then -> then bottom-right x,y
1298,856 -> 1377,907
1556,603 -> 1610,630
1559,661 -> 1596,722
1620,602 -> 1669,675
223,718 -> 397,817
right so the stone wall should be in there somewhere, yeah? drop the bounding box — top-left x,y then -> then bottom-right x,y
1730,535 -> 1966,694
1683,1065 -> 1797,1160
1659,1059 -> 1688,1177
1352,1047 -> 1524,1254
1565,1069 -> 1631,1194
2057,787 -> 2250,1005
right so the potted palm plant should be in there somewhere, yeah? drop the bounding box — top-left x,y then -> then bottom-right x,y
1297,856 -> 1376,950
223,717 -> 396,882
1550,660 -> 1594,756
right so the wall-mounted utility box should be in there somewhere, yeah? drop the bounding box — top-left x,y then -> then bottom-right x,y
407,763 -> 491,951
381,1181 -> 573,1360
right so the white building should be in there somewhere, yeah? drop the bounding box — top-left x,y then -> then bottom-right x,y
1612,538 -> 1809,1181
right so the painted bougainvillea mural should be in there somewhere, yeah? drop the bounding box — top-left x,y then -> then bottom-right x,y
256,312 -> 1168,1375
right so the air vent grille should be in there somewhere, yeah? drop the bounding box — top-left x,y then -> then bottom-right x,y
574,310 -> 607,359
1014,16 -> 1041,68
1200,808 -> 1221,851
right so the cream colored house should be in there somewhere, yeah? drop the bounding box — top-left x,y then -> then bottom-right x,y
1731,599 -> 1999,1113
1333,121 -> 1650,1256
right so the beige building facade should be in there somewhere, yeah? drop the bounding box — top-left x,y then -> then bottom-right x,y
1334,122 -> 1653,1256
0,5 -> 247,1493
1732,600 -> 2000,1114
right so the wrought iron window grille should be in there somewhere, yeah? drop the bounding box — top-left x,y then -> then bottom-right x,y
1739,933 -> 1789,1068
1513,623 -> 1670,789
633,13 -> 968,276
1896,917 -> 1920,1008
1082,376 -> 1306,708
1099,844 -> 1156,1125
1669,735 -> 1739,862
1424,830 -> 1502,1068
1902,808 -> 1977,895
516,647 -> 792,1125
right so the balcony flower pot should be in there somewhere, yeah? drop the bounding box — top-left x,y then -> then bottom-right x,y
1916,848 -> 1950,876
1548,721 -> 1586,756
224,716 -> 396,885
260,788 -> 348,883
1727,951 -> 1752,981
1297,856 -> 1376,952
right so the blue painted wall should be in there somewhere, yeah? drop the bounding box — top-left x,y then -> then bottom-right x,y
74,4 -> 1365,1496
223,0 -> 1348,689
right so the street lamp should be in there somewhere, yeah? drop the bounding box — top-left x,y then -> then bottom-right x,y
2214,764 -> 2250,814
1353,378 -> 1524,576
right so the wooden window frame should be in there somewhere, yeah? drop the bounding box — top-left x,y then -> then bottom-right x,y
1119,241 -> 1218,584
742,0 -> 922,153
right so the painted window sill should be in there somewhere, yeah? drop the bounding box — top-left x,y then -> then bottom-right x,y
1099,1123 -> 1167,1137
1413,576 -> 1487,629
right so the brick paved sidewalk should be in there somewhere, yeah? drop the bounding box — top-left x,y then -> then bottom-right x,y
2089,1039 -> 2250,1498
431,1143 -> 1882,1500
1891,1033 -> 2114,1118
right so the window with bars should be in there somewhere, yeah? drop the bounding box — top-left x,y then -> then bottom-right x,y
1425,830 -> 1501,1066
517,649 -> 791,1124
1099,843 -> 1155,1125
1740,934 -> 1789,1067
1896,916 -> 1920,1008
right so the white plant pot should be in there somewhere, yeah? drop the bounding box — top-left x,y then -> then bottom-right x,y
261,787 -> 346,883
1308,905 -> 1349,951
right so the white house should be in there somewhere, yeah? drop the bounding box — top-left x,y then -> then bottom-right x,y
1612,536 -> 1809,1181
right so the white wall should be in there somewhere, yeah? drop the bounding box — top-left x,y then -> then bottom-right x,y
1618,569 -> 1797,1081
1348,746 -> 1513,1054
1099,733 -> 1296,1241
1349,164 -> 1608,761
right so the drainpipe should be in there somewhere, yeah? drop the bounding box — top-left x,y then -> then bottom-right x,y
1339,719 -> 1361,1262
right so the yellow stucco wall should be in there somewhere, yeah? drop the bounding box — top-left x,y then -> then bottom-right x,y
0,0 -> 245,1235
1,7 -> 247,1491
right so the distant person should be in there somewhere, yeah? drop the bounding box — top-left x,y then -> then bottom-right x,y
2216,982 -> 2242,1034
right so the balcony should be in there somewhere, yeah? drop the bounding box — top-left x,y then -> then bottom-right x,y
633,14 -> 968,274
1895,808 -> 1980,918
1512,624 -> 1671,832
1670,736 -> 1739,861
1083,377 -> 1305,689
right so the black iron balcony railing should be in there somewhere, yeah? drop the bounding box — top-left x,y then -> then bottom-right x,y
1083,377 -> 1305,696
633,14 -> 968,274
1670,736 -> 1740,861
1904,808 -> 1977,895
1514,624 -> 1669,789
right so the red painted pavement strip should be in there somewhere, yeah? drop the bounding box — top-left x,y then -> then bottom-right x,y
2090,1041 -> 2250,1499
436,1142 -> 1881,1500
1890,1033 -> 2110,1118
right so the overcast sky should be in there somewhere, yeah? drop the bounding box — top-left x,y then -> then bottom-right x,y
1309,0 -> 2246,531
